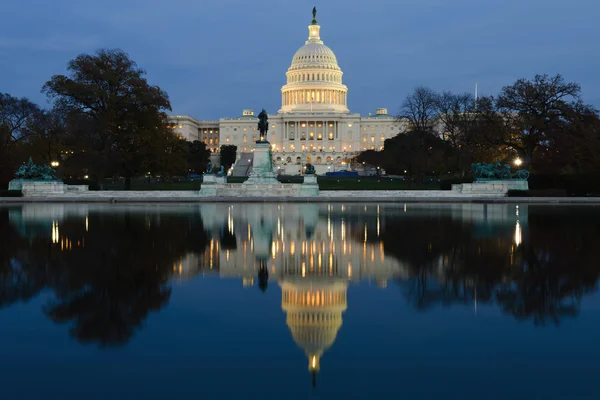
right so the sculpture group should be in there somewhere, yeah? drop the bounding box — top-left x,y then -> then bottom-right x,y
14,157 -> 59,181
472,162 -> 529,181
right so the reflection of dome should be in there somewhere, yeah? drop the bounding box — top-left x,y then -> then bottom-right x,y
280,278 -> 347,384
280,9 -> 349,114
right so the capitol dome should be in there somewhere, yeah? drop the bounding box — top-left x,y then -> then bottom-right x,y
279,9 -> 349,114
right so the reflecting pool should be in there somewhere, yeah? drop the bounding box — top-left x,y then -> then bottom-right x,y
1,203 -> 600,399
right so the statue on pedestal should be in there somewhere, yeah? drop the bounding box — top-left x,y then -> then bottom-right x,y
257,109 -> 269,143
205,161 -> 213,174
216,165 -> 225,176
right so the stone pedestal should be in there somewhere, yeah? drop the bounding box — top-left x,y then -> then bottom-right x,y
298,174 -> 319,197
199,174 -> 227,196
244,142 -> 279,185
451,180 -> 529,194
9,180 -> 66,196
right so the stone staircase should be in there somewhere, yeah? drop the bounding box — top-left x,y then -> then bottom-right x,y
230,152 -> 254,177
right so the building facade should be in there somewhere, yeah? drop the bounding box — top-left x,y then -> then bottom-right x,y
168,9 -> 406,175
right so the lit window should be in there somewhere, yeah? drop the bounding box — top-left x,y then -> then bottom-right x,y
301,123 -> 306,128
348,123 -> 352,127
179,125 -> 182,128
226,137 -> 230,142
371,136 -> 375,142
271,125 -> 275,128
244,128 -> 247,131
209,139 -> 213,144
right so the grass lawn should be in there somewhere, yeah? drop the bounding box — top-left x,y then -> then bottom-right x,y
101,176 -> 440,191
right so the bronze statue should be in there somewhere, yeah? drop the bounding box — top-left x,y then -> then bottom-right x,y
304,163 -> 316,175
257,109 -> 269,143
14,157 -> 59,181
472,162 -> 529,181
312,7 -> 317,23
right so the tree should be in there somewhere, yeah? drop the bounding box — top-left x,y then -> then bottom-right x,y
220,145 -> 237,171
0,93 -> 41,186
187,140 -> 210,174
399,86 -> 438,134
42,49 -> 176,188
495,74 -> 582,168
27,107 -> 69,165
434,92 -> 476,174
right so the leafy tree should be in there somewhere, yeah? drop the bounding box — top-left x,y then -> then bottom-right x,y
220,144 -> 237,171
495,74 -> 582,168
42,48 -> 179,188
187,140 -> 210,174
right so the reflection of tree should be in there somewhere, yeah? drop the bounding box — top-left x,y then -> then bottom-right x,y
0,209 -> 48,308
377,207 -> 600,325
495,211 -> 600,325
2,209 -> 209,346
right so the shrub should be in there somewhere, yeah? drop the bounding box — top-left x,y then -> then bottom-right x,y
0,190 -> 23,197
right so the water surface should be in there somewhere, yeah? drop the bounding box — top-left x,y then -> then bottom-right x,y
1,203 -> 600,399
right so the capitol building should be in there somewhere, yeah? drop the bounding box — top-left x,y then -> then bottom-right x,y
167,9 -> 406,175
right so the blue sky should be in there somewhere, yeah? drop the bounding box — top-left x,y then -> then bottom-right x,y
1,0 -> 599,119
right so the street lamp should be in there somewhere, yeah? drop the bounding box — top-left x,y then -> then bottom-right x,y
514,158 -> 523,167
50,161 -> 60,168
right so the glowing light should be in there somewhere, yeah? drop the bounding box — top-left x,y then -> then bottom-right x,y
514,221 -> 522,246
514,158 -> 523,166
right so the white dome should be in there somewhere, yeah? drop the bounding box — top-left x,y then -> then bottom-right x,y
279,9 -> 349,114
290,42 -> 340,71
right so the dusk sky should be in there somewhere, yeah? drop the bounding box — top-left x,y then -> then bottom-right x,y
1,0 -> 599,119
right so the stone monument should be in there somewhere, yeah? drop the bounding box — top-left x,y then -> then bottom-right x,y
298,162 -> 319,196
451,162 -> 529,194
8,157 -> 76,196
199,160 -> 226,196
244,109 -> 280,185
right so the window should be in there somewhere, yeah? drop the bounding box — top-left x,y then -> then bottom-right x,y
316,157 -> 322,164
286,157 -> 292,163
209,139 -> 213,144
243,135 -> 247,143
371,136 -> 375,142
244,128 -> 247,131
329,132 -> 334,140
226,137 -> 230,142
317,133 -> 322,140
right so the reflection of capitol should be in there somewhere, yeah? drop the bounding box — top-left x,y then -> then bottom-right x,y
197,203 -> 405,383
